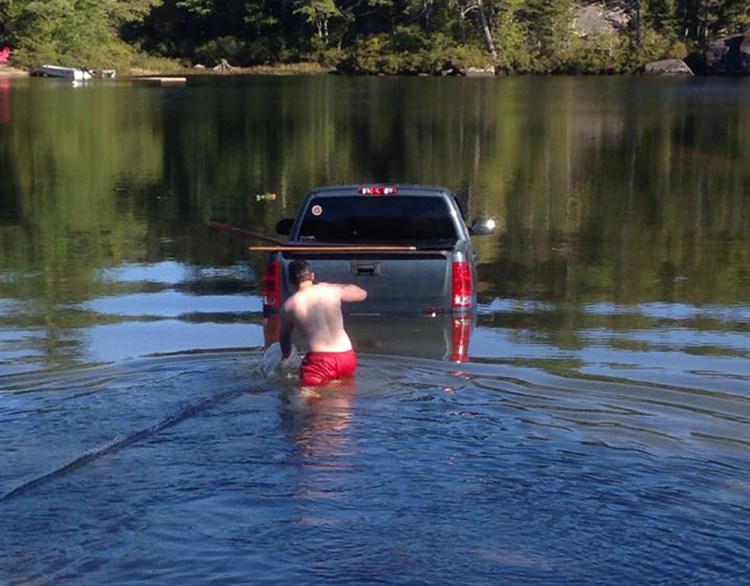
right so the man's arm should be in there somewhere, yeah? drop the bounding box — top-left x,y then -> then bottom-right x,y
279,310 -> 294,359
336,283 -> 367,303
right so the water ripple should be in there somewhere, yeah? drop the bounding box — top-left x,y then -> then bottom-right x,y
1,351 -> 748,585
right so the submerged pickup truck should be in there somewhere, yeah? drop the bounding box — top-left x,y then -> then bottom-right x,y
260,184 -> 496,360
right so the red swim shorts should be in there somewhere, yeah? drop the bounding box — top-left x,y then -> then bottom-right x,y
300,349 -> 357,387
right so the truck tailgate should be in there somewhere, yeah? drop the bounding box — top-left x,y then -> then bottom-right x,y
283,251 -> 451,314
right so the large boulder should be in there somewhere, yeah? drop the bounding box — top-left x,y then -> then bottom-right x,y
572,2 -> 629,38
706,27 -> 750,75
643,59 -> 694,76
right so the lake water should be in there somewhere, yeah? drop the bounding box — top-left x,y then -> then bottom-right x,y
0,74 -> 749,584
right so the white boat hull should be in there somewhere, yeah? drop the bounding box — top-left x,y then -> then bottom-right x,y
42,65 -> 93,81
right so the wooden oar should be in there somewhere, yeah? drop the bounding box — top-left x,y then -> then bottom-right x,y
207,221 -> 424,253
249,245 -> 419,252
206,220 -> 286,246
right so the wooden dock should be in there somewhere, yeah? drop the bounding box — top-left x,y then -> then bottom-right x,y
132,76 -> 187,86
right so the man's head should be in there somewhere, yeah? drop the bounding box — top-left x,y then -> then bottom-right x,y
289,260 -> 314,287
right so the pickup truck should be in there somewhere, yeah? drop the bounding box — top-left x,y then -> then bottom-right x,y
260,184 -> 496,360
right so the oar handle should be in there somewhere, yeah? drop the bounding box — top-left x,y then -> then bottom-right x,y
249,245 -> 419,252
206,220 -> 285,245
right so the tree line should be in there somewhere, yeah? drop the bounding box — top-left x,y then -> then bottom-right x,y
1,1 -> 748,74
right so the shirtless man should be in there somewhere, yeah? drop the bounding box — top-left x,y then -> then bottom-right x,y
280,260 -> 367,387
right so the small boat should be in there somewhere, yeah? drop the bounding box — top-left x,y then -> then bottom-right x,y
41,64 -> 92,81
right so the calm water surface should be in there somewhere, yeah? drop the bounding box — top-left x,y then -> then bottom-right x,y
0,75 -> 748,584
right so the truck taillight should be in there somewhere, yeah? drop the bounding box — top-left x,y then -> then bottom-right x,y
450,317 -> 472,362
262,261 -> 281,310
451,260 -> 472,309
358,185 -> 398,195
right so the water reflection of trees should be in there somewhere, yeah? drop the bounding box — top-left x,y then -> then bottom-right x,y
472,79 -> 749,307
0,77 -> 748,367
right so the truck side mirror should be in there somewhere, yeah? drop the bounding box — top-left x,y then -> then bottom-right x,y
469,218 -> 496,236
276,218 -> 294,236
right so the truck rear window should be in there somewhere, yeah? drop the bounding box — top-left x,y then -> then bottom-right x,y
298,196 -> 457,243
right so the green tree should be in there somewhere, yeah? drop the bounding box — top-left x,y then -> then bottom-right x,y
645,0 -> 679,34
678,0 -> 750,46
0,0 -> 161,66
5,0 -> 749,74
295,0 -> 343,47
516,0 -> 572,70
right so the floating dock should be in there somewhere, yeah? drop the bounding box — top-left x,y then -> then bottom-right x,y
132,77 -> 187,86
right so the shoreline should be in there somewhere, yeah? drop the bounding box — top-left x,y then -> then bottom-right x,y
0,62 -> 333,79
0,66 -> 29,77
130,62 -> 335,77
2,61 -> 735,79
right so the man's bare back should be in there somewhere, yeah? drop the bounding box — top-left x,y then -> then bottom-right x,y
279,260 -> 366,386
281,281 -> 366,354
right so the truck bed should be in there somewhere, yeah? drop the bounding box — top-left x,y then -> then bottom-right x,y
277,250 -> 454,315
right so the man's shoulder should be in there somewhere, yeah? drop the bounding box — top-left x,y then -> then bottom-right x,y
281,292 -> 299,312
313,282 -> 346,297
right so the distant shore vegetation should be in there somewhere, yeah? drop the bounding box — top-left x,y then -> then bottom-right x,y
0,0 -> 748,75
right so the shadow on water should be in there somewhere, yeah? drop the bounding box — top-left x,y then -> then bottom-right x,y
0,350 -> 282,496
0,355 -> 270,503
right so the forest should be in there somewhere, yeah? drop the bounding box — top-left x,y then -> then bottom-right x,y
0,0 -> 749,74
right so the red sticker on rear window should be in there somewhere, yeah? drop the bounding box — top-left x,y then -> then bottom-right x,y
311,205 -> 323,216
